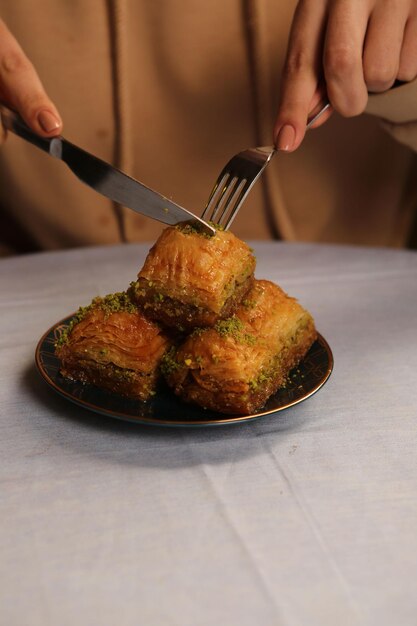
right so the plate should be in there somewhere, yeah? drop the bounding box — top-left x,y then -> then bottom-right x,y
35,315 -> 333,427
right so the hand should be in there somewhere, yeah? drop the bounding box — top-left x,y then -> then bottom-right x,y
274,0 -> 417,151
0,19 -> 62,136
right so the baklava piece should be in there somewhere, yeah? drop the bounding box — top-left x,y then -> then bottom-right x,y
55,292 -> 172,400
163,280 -> 317,414
129,224 -> 255,331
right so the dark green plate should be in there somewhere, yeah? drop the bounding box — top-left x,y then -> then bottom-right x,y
35,315 -> 333,427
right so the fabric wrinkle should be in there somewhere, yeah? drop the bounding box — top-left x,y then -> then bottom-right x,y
107,0 -> 130,243
241,0 -> 288,241
255,430 -> 365,624
181,430 -> 285,623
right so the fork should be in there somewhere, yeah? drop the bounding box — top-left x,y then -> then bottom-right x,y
201,101 -> 330,230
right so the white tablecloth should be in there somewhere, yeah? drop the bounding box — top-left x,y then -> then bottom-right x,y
1,241 -> 417,626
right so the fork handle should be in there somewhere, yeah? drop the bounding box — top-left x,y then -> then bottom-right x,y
306,101 -> 331,129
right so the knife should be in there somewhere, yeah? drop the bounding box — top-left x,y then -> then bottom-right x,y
0,102 -> 215,236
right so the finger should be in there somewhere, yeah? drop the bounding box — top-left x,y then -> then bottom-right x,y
0,19 -> 62,136
323,0 -> 369,117
398,12 -> 417,82
274,0 -> 327,151
363,1 -> 409,92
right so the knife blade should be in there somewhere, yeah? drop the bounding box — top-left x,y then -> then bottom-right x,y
0,103 -> 215,236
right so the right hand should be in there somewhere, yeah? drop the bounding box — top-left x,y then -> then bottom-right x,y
274,0 -> 417,152
0,18 -> 62,136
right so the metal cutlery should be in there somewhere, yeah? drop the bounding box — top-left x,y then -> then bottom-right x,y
0,102 -> 215,237
202,101 -> 330,230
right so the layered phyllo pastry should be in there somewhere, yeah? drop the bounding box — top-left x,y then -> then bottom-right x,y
55,292 -> 172,400
129,224 -> 255,331
162,280 -> 317,414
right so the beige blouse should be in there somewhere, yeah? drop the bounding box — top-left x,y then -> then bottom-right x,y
1,0 -> 417,255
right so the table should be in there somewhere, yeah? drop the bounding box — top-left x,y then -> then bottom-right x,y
1,241 -> 417,626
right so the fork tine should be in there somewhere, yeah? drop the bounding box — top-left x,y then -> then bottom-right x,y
213,176 -> 241,224
204,148 -> 276,230
216,178 -> 246,227
222,179 -> 252,230
207,180 -> 233,224
201,172 -> 230,222
201,102 -> 330,233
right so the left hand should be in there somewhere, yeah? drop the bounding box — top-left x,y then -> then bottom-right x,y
274,0 -> 417,152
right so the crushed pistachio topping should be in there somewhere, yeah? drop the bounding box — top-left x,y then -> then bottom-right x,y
55,291 -> 137,348
93,292 -> 137,316
175,221 -> 221,239
214,316 -> 257,346
249,370 -> 273,391
241,297 -> 257,309
215,316 -> 244,337
161,347 -> 182,376
106,365 -> 137,383
190,327 -> 205,338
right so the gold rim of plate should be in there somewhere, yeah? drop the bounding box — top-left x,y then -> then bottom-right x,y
35,314 -> 334,427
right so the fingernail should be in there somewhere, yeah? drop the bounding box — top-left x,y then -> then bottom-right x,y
37,110 -> 61,133
276,124 -> 296,151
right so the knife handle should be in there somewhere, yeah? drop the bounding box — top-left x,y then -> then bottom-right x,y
0,101 -> 58,155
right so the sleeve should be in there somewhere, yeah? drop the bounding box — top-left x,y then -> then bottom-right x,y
365,78 -> 417,152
